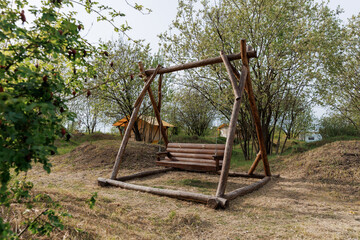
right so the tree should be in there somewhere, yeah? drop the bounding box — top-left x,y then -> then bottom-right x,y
319,13 -> 360,130
68,94 -> 102,134
159,0 -> 342,158
279,97 -> 314,153
93,39 -> 170,141
171,88 -> 215,136
319,113 -> 359,138
0,0 -> 144,236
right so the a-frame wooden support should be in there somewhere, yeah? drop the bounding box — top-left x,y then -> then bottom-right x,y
101,39 -> 275,208
110,65 -> 161,179
216,39 -> 271,197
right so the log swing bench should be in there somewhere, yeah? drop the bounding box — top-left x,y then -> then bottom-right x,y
98,39 -> 276,209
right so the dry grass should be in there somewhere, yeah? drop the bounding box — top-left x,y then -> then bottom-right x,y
12,139 -> 360,239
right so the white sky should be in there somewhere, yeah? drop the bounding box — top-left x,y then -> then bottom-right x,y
75,0 -> 359,52
30,0 -> 359,121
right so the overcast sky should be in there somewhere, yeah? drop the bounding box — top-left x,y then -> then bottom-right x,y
74,0 -> 360,52
70,0 -> 358,119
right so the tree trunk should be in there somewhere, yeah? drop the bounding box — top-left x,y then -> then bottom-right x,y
133,121 -> 142,141
281,134 -> 289,154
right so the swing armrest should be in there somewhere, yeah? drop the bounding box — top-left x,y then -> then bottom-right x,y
212,155 -> 223,160
156,151 -> 170,161
212,155 -> 223,171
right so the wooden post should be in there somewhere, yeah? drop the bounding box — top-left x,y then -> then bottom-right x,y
224,176 -> 271,200
133,65 -> 161,108
240,39 -> 271,176
118,127 -> 123,138
248,151 -> 262,175
216,56 -> 248,197
220,51 -> 242,100
110,66 -> 161,180
138,62 -> 169,146
158,74 -> 163,112
98,177 -> 229,209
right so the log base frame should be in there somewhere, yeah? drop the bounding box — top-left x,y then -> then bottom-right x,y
97,169 -> 275,209
99,39 -> 276,209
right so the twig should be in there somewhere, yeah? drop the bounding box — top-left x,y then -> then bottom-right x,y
18,209 -> 48,237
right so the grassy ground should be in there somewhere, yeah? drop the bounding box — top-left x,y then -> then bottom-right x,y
8,133 -> 360,239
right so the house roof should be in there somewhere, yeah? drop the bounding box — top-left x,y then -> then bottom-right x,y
113,115 -> 174,128
217,123 -> 228,130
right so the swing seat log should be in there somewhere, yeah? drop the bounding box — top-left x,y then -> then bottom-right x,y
156,143 -> 225,172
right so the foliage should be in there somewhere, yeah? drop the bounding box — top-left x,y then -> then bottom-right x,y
90,39 -> 170,141
319,114 -> 360,138
159,0 -> 342,157
0,179 -> 71,238
86,192 -> 97,209
318,13 -> 360,130
0,0 -> 143,237
169,88 -> 215,136
67,94 -> 103,134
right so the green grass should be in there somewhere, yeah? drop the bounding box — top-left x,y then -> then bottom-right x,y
55,139 -> 80,155
178,179 -> 217,189
230,145 -> 253,170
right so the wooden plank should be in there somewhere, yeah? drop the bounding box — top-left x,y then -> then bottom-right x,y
220,51 -> 242,100
166,147 -> 225,155
145,51 -> 257,76
224,176 -> 271,200
170,152 -> 217,160
110,66 -> 161,180
164,157 -> 222,164
167,143 -> 226,149
156,161 -> 218,172
98,178 -> 228,209
217,171 -> 265,179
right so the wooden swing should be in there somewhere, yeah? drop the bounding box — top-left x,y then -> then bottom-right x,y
98,39 -> 275,209
156,142 -> 225,172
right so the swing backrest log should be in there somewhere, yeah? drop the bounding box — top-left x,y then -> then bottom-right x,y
156,143 -> 226,172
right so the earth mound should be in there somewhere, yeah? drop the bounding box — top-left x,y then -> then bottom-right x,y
282,140 -> 359,185
59,140 -> 163,171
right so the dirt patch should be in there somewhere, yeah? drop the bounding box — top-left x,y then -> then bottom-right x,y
56,140 -> 163,171
23,139 -> 360,239
271,140 -> 360,201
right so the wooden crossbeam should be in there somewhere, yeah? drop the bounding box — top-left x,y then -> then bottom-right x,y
145,51 -> 256,76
